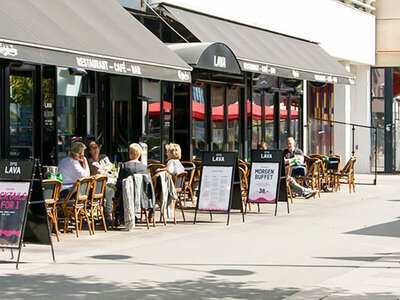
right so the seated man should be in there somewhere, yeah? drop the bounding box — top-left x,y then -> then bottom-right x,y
58,142 -> 90,198
284,137 -> 306,177
283,137 -> 317,199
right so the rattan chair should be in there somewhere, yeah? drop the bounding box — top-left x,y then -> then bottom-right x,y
148,163 -> 165,178
88,175 -> 108,233
285,163 -> 295,203
181,162 -> 196,205
172,171 -> 187,224
42,179 -> 62,242
333,156 -> 357,193
58,177 -> 93,237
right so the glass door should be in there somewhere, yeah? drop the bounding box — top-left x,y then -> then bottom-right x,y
8,66 -> 34,158
211,85 -> 225,151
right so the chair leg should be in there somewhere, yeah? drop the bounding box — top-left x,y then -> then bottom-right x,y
173,200 -> 177,224
179,200 -> 186,222
190,187 -> 194,204
91,207 -> 96,234
75,210 -> 79,237
143,210 -> 150,229
84,209 -> 93,235
53,211 -> 60,242
99,206 -> 107,232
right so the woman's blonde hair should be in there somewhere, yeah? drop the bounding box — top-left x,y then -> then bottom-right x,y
166,143 -> 181,159
70,142 -> 86,158
129,143 -> 142,160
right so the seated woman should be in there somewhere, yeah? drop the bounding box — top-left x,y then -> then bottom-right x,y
157,143 -> 184,177
87,141 -> 115,221
58,142 -> 90,198
115,143 -> 148,197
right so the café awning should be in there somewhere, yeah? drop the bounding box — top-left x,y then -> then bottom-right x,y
161,4 -> 355,85
168,42 -> 242,74
0,0 -> 192,82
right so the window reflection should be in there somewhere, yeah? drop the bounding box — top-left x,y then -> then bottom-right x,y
279,94 -> 289,149
251,91 -> 262,149
192,86 -> 206,159
227,87 -> 240,151
9,69 -> 34,158
146,98 -> 161,162
211,85 -> 225,151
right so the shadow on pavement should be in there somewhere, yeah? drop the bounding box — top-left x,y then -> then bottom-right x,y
0,273 -> 299,299
0,274 -> 398,299
345,217 -> 400,238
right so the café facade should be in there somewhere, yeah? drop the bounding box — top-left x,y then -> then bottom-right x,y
0,0 -> 192,166
126,3 -> 356,161
0,0 -> 356,168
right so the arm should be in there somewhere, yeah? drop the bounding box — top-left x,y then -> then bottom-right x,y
72,158 -> 90,178
157,164 -> 174,175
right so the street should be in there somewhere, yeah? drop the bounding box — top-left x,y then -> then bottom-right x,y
1,174 -> 399,299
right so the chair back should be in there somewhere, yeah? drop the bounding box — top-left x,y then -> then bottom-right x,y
42,179 -> 62,210
173,171 -> 187,192
62,177 -> 93,209
91,175 -> 108,206
148,163 -> 165,178
309,154 -> 323,159
342,156 -> 357,176
181,161 -> 196,186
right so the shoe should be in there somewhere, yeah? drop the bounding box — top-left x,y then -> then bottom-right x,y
304,190 -> 317,199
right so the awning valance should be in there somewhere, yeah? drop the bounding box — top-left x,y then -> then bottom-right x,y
161,4 -> 355,85
167,42 -> 242,75
0,0 -> 192,82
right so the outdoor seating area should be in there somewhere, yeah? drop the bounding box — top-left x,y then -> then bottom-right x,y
41,152 -> 357,241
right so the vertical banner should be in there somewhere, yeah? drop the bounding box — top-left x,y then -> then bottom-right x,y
0,181 -> 30,248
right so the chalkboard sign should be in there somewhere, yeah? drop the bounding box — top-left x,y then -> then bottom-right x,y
194,152 -> 244,225
246,150 -> 289,216
0,159 -> 54,269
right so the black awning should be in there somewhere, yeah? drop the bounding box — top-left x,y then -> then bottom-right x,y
167,42 -> 242,75
162,4 -> 355,85
0,0 -> 192,82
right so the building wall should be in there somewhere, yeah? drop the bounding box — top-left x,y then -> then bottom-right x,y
375,0 -> 400,66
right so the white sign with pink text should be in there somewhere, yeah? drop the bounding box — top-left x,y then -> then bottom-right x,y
248,162 -> 279,203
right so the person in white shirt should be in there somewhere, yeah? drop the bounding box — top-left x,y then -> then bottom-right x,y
58,142 -> 90,198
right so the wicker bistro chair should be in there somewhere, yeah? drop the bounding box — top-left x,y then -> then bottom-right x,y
238,166 -> 249,208
88,175 -> 108,233
42,179 -> 62,242
333,156 -> 357,193
285,163 -> 295,203
57,177 -> 94,237
294,158 -> 321,197
148,164 -> 165,178
151,172 -> 166,226
172,171 -> 187,224
181,162 -> 196,205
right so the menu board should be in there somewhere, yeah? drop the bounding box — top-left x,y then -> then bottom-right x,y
198,166 -> 233,211
248,162 -> 279,203
0,181 -> 30,248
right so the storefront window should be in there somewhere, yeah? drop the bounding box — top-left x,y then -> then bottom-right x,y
290,96 -> 300,144
9,68 -> 34,158
251,91 -> 262,149
279,93 -> 289,149
264,93 -> 274,147
192,86 -> 206,159
57,96 -> 76,160
227,87 -> 240,152
146,98 -> 161,162
211,85 -> 225,151
371,68 -> 385,98
43,66 -> 56,165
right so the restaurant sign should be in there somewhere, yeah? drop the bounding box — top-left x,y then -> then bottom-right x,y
0,40 -> 192,83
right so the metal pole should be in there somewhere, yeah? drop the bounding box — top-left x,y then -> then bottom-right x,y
351,125 -> 355,156
374,128 -> 377,185
329,121 -> 333,155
